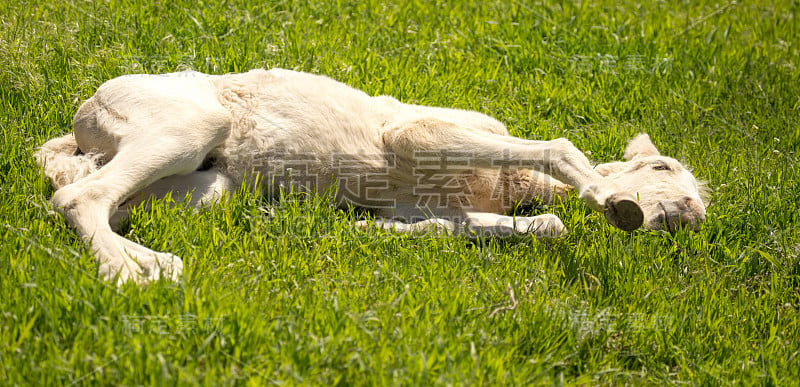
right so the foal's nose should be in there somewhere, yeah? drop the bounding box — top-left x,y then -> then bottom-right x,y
663,196 -> 706,231
679,196 -> 706,221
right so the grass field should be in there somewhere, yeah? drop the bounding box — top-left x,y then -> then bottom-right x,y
2,0 -> 800,384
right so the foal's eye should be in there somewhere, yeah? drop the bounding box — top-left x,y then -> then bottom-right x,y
652,163 -> 671,171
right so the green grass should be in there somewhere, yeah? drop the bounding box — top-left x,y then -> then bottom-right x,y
2,0 -> 800,384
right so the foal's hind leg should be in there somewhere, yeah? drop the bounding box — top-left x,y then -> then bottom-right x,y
53,151 -> 210,284
54,90 -> 231,284
110,169 -> 236,231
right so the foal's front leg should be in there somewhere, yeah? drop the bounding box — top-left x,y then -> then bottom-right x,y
462,212 -> 566,239
355,213 -> 565,239
383,119 -> 644,231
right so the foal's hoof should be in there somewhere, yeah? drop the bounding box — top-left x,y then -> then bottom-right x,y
604,194 -> 644,232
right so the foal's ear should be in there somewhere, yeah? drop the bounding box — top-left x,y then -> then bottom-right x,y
623,133 -> 660,161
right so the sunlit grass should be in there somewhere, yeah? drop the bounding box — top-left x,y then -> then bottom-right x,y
1,0 -> 799,384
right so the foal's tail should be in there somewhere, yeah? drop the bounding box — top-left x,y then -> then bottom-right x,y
34,134 -> 103,189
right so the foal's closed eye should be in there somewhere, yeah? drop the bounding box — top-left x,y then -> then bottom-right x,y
652,162 -> 671,171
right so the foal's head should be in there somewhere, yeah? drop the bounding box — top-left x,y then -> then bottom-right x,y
595,134 -> 709,232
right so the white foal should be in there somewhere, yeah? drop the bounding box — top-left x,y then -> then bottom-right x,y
36,69 -> 707,284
